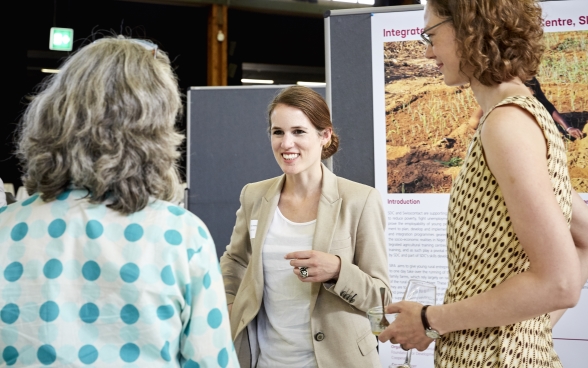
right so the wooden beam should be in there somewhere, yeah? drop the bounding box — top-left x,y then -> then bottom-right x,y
207,4 -> 228,86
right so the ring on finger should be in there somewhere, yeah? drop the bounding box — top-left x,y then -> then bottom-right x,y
300,267 -> 309,278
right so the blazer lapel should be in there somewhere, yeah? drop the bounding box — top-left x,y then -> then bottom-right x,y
309,164 -> 342,315
249,175 -> 285,294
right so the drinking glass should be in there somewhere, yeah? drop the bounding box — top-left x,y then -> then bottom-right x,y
393,279 -> 436,368
367,306 -> 396,335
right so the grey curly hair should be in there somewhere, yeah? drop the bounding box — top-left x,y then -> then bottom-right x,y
17,37 -> 184,214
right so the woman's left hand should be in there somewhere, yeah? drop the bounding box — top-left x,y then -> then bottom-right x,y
378,301 -> 435,351
285,250 -> 341,283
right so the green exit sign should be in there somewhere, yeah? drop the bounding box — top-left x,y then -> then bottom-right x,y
49,27 -> 73,51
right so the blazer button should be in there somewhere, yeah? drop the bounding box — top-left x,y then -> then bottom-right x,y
314,332 -> 325,341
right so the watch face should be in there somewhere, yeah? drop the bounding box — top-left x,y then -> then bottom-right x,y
425,329 -> 441,339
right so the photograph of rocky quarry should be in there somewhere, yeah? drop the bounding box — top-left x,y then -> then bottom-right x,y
384,30 -> 587,193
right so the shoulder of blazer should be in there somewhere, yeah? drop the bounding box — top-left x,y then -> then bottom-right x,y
241,175 -> 285,203
335,176 -> 377,202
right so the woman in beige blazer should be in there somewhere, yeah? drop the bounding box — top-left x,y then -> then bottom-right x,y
220,86 -> 392,367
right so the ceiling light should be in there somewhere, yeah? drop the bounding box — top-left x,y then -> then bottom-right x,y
241,78 -> 274,84
296,81 -> 326,87
41,69 -> 60,73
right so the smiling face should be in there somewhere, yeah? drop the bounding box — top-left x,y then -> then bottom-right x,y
270,104 -> 331,177
423,6 -> 469,87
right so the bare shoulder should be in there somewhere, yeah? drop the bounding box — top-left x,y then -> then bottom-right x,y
481,103 -> 547,161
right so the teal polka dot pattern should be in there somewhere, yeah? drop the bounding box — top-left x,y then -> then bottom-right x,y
124,224 -> 144,242
156,305 -> 174,320
43,259 -> 63,279
164,229 -> 182,245
120,343 -> 140,363
56,190 -> 71,200
79,303 -> 100,323
3,346 -> 19,365
207,308 -> 222,329
218,348 -> 229,368
37,344 -> 57,365
11,223 -> 28,241
78,344 -> 98,364
21,193 -> 39,206
4,262 -> 23,282
203,272 -> 212,289
48,219 -> 66,238
160,266 -> 176,286
120,263 -> 140,283
120,304 -> 140,325
82,261 -> 101,281
185,359 -> 201,368
167,205 -> 186,216
184,283 -> 192,306
1,304 -> 20,324
40,301 -> 60,322
85,220 -> 104,239
198,227 -> 208,239
0,190 -> 238,368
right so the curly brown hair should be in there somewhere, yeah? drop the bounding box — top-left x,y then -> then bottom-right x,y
267,86 -> 339,160
18,37 -> 184,214
427,0 -> 544,86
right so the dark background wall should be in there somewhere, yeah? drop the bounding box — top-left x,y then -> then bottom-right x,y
2,0 -> 325,189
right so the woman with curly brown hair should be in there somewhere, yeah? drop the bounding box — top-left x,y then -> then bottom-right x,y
379,1 -> 588,367
220,86 -> 392,367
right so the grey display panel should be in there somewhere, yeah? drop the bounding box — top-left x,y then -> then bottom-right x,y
187,86 -> 325,258
325,5 -> 422,187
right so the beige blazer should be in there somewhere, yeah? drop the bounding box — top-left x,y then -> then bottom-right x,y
220,164 -> 392,368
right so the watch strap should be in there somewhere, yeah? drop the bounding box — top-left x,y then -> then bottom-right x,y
421,305 -> 432,330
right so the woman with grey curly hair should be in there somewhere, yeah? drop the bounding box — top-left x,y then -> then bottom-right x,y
0,37 -> 238,368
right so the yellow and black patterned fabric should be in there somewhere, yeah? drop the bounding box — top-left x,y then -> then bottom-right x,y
435,96 -> 573,368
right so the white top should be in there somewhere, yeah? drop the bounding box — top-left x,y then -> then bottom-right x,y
256,207 -> 318,368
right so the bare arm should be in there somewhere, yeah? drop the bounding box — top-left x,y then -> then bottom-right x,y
380,106 -> 583,349
550,190 -> 588,326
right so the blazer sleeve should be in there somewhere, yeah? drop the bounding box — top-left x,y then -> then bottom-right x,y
324,188 -> 392,312
219,184 -> 252,305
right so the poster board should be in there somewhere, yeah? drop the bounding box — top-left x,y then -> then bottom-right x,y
327,1 -> 587,367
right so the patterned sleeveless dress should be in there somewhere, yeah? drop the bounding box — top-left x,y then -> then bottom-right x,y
435,96 -> 573,368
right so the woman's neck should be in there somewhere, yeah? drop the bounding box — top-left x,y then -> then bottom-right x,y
470,77 -> 533,113
282,163 -> 323,200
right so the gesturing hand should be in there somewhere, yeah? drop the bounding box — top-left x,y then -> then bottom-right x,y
285,250 -> 341,283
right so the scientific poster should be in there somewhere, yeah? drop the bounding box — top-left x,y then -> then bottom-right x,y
370,1 -> 588,367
